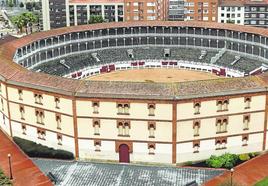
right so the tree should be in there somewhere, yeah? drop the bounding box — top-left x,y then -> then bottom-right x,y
19,2 -> 24,8
7,0 -> 13,7
25,2 -> 33,11
206,153 -> 238,169
88,15 -> 104,24
11,12 -> 38,34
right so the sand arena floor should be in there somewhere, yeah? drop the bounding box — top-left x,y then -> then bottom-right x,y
86,68 -> 220,83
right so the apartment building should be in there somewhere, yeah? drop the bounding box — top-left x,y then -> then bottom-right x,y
218,0 -> 268,28
218,0 -> 244,25
168,0 -> 185,20
41,0 -> 167,30
244,0 -> 268,28
184,0 -> 218,21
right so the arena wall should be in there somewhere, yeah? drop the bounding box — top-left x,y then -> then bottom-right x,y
0,21 -> 268,165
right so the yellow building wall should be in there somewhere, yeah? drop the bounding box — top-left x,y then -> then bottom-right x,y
177,95 -> 266,120
9,102 -> 74,136
7,87 -> 73,115
76,101 -> 172,120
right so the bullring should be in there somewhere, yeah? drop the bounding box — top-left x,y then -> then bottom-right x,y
0,21 -> 268,164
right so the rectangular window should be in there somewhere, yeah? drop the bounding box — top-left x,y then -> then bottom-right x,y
216,118 -> 228,133
148,121 -> 156,138
34,93 -> 43,104
148,143 -> 155,155
18,90 -> 23,100
1,98 -> 3,111
56,114 -> 61,129
93,119 -> 100,135
92,102 -> 99,114
20,105 -> 25,120
193,141 -> 200,153
217,100 -> 228,111
117,120 -> 130,137
194,102 -> 201,114
193,120 -> 200,136
244,97 -> 251,109
57,134 -> 62,145
215,138 -> 227,150
243,115 -> 250,130
36,110 -> 44,124
22,124 -> 26,135
37,129 -> 46,140
94,140 -> 101,151
148,103 -> 155,116
55,97 -> 60,109
117,103 -> 130,115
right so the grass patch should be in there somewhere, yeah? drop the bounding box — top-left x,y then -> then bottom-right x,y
255,177 -> 268,186
0,168 -> 12,185
13,137 -> 74,160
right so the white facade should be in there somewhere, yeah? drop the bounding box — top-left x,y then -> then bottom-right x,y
218,6 -> 244,25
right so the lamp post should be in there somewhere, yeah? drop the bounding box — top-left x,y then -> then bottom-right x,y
7,154 -> 13,180
230,168 -> 234,186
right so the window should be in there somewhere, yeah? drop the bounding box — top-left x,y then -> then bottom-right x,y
117,103 -> 130,115
18,90 -> 23,100
55,97 -> 60,109
243,115 -> 250,130
20,105 -> 25,120
37,129 -> 46,140
93,119 -> 100,135
148,104 -> 155,116
57,134 -> 62,145
56,114 -> 61,129
217,100 -> 228,111
92,102 -> 99,114
193,141 -> 200,153
148,121 -> 156,138
117,120 -> 130,137
216,118 -> 228,133
193,120 -> 200,136
242,135 -> 248,146
36,110 -> 44,124
22,124 -> 26,135
1,98 -> 3,111
148,143 -> 155,155
244,97 -> 251,109
34,93 -> 43,104
94,140 -> 101,151
193,102 -> 201,114
215,138 -> 227,150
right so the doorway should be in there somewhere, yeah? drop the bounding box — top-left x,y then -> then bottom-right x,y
119,144 -> 130,163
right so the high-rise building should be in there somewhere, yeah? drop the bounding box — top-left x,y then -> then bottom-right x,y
168,0 -> 185,21
184,0 -> 218,21
41,0 -> 168,30
218,0 -> 244,25
244,0 -> 268,28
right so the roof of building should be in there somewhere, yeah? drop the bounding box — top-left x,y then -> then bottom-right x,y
219,0 -> 245,7
33,158 -> 224,186
1,21 -> 268,100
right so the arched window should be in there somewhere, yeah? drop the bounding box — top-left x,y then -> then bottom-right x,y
148,104 -> 155,116
93,119 -> 100,135
244,97 -> 251,109
194,102 -> 201,114
193,121 -> 200,136
243,115 -> 250,130
148,143 -> 155,155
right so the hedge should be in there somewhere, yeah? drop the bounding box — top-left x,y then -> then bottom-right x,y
206,153 -> 239,169
0,169 -> 12,185
13,137 -> 74,160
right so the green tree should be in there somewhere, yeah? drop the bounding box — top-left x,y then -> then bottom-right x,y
7,0 -> 13,7
25,2 -> 33,11
88,15 -> 104,24
19,2 -> 24,8
11,12 -> 38,33
206,153 -> 238,169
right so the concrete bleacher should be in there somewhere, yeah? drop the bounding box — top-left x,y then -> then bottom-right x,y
215,52 -> 263,73
31,46 -> 265,77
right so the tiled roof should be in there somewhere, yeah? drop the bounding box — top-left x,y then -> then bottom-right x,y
0,21 -> 268,100
219,0 -> 245,6
33,158 -> 224,186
